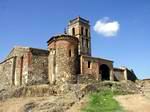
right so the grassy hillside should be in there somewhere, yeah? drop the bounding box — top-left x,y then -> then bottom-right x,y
81,90 -> 124,112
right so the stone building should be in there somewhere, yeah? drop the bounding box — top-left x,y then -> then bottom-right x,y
0,17 -> 137,87
0,47 -> 49,88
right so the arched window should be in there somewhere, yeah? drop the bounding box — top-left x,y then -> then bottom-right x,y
81,27 -> 84,35
72,28 -> 75,35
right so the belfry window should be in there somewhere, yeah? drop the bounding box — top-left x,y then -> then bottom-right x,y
85,29 -> 88,37
81,27 -> 84,35
72,28 -> 75,35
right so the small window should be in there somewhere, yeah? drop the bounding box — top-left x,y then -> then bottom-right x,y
72,28 -> 75,35
85,29 -> 88,37
81,27 -> 84,35
88,61 -> 91,68
69,49 -> 72,57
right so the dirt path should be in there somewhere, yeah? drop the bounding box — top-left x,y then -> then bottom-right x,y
115,94 -> 150,112
0,97 -> 51,112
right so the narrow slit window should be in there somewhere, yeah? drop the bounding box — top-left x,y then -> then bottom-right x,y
69,49 -> 72,57
88,61 -> 91,68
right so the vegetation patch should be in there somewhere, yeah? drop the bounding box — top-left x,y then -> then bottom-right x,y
81,89 -> 124,112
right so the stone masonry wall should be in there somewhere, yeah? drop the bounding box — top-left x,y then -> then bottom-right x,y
75,22 -> 91,56
80,56 -> 99,79
68,17 -> 91,56
55,40 -> 79,83
27,52 -> 48,85
0,47 -> 49,86
48,35 -> 79,84
6,47 -> 30,86
0,57 -> 15,89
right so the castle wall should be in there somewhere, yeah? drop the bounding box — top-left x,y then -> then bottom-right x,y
48,35 -> 79,84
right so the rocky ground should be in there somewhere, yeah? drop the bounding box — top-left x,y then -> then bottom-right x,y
0,94 -> 77,112
0,80 -> 149,112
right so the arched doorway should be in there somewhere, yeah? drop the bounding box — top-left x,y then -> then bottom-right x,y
99,64 -> 110,80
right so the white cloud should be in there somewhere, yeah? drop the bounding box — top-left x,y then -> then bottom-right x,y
94,17 -> 120,37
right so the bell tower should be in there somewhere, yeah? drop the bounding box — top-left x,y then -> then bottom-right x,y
67,17 -> 91,56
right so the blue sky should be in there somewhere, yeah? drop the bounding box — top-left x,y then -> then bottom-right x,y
0,0 -> 150,79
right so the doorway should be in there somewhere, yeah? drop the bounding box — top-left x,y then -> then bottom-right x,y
99,64 -> 110,80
